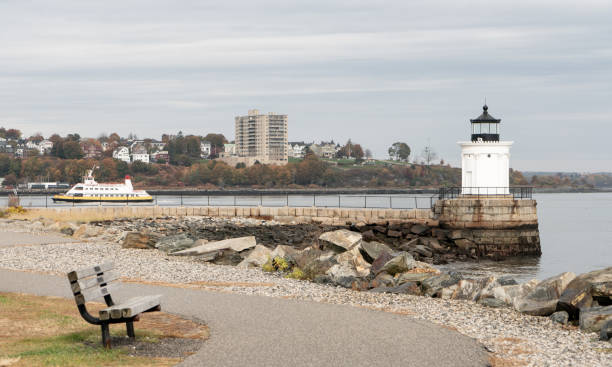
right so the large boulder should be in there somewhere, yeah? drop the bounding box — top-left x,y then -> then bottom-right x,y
410,224 -> 429,235
360,241 -> 393,262
336,246 -> 371,277
380,252 -> 416,275
446,277 -> 496,301
326,263 -> 359,288
600,320 -> 612,341
579,305 -> 612,333
293,247 -> 336,280
270,245 -> 299,260
515,272 -> 576,316
121,232 -> 159,249
370,272 -> 395,288
491,279 -> 540,308
238,245 -> 272,268
155,234 -> 196,253
550,311 -> 569,325
370,252 -> 395,275
558,267 -> 612,319
171,236 -> 256,256
421,272 -> 462,297
319,229 -> 362,252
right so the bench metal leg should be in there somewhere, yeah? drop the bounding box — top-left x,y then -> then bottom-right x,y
101,324 -> 111,349
126,321 -> 135,339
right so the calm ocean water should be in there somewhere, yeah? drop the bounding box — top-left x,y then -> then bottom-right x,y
4,192 -> 611,281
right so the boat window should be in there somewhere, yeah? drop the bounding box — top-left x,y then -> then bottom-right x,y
74,186 -> 83,190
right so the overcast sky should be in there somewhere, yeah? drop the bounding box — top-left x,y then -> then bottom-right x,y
1,0 -> 611,172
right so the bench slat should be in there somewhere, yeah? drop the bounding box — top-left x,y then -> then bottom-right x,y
70,271 -> 119,294
74,283 -> 117,305
99,295 -> 162,320
67,262 -> 114,282
123,295 -> 161,318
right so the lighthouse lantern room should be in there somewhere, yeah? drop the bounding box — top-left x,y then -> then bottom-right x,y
459,105 -> 513,195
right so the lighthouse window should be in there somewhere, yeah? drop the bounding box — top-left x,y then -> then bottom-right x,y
487,154 -> 491,158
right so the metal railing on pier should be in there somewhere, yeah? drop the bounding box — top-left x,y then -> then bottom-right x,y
5,194 -> 440,210
438,187 -> 533,200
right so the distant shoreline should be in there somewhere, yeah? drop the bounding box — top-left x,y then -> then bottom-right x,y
1,187 -> 612,196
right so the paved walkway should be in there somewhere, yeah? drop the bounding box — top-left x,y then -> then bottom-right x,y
0,269 -> 487,366
0,231 -> 75,248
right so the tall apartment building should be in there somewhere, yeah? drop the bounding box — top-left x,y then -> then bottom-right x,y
234,109 -> 288,165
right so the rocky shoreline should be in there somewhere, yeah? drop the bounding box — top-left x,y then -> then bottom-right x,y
1,216 -> 611,366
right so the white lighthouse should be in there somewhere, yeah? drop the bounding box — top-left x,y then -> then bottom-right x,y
459,105 -> 512,195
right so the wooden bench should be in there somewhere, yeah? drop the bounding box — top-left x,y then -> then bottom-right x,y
67,262 -> 162,348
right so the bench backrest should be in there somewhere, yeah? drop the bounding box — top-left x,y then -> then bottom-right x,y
67,262 -> 119,305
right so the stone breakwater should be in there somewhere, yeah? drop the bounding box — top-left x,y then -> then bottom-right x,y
0,217 -> 611,367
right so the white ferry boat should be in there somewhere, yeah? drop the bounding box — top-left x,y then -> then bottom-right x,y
52,170 -> 153,203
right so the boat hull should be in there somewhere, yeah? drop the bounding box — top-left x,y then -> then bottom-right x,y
52,195 -> 154,203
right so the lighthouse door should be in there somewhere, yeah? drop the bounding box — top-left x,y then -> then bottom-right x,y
465,171 -> 472,194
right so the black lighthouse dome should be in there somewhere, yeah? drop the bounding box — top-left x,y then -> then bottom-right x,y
470,104 -> 501,142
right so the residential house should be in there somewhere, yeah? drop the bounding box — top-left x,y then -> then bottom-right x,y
309,142 -> 339,159
131,144 -> 149,163
151,150 -> 169,163
287,142 -> 307,159
200,141 -> 212,158
112,147 -> 131,163
38,140 -> 53,155
80,141 -> 103,159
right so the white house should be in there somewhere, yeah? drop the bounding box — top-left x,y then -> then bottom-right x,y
38,140 -> 53,154
112,147 -> 131,163
287,142 -> 307,158
223,143 -> 236,156
131,144 -> 149,163
200,141 -> 212,158
459,104 -> 512,195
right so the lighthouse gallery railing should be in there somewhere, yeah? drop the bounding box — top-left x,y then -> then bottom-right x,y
438,187 -> 533,200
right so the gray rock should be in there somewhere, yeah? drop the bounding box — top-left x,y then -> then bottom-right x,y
313,275 -> 333,284
414,245 -> 433,258
421,272 -> 462,297
420,237 -> 444,252
380,252 -> 416,275
238,244 -> 272,268
478,298 -> 507,308
326,262 -> 359,288
370,252 -> 394,275
398,238 -> 419,252
270,245 -> 299,260
444,277 -> 493,301
410,224 -> 429,235
318,229 -> 362,252
515,272 -> 576,316
579,305 -> 612,333
550,311 -> 569,325
155,234 -> 196,253
455,239 -> 476,251
559,267 -> 612,320
600,320 -> 612,341
396,271 -> 437,284
171,236 -> 256,256
370,272 -> 395,288
60,226 -> 74,236
498,277 -> 519,286
360,241 -> 393,262
335,246 -> 371,277
491,279 -> 540,308
293,248 -> 335,280
121,232 -> 160,249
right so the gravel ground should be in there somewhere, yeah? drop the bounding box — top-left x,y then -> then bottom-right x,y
1,220 -> 611,366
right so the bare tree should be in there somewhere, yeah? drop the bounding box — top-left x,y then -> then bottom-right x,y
421,144 -> 438,166
365,149 -> 373,159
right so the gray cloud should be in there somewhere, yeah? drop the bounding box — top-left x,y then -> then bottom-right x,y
0,0 -> 611,171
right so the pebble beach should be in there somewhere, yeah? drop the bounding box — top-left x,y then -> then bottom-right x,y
0,218 -> 611,366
